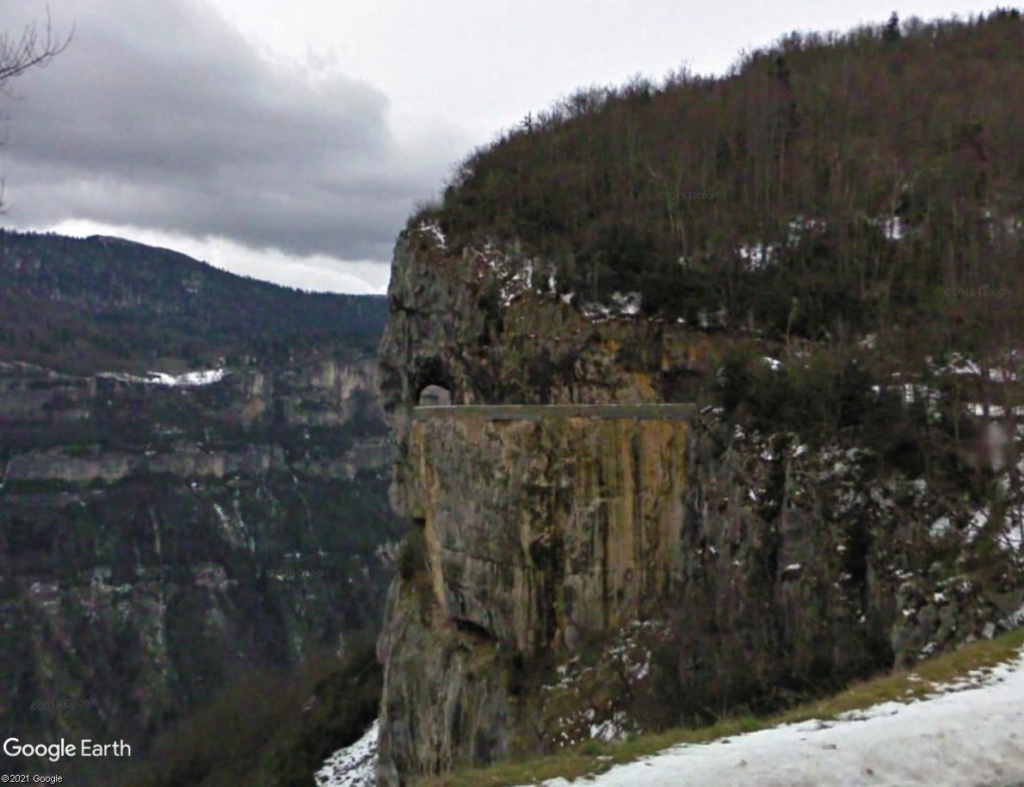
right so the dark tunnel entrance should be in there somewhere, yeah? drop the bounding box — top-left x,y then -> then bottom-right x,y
417,384 -> 453,406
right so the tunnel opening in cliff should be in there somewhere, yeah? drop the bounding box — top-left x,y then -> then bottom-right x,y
412,356 -> 455,409
418,384 -> 452,407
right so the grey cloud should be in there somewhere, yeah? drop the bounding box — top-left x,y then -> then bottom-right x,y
0,0 -> 464,263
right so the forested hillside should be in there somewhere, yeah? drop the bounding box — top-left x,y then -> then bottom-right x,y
418,9 -> 1023,363
0,230 -> 387,373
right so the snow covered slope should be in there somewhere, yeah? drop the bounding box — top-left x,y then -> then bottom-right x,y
314,721 -> 378,787
537,653 -> 1024,787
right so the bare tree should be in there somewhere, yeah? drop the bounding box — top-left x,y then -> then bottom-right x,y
0,11 -> 71,93
0,11 -> 71,210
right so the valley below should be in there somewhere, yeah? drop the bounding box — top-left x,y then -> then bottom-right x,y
0,232 -> 402,784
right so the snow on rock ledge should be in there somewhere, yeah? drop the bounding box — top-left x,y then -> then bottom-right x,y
98,368 -> 228,387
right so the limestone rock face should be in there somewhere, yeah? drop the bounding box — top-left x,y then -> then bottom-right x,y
376,229 -> 708,784
376,572 -> 511,785
406,408 -> 689,650
375,228 -> 1024,785
378,407 -> 689,784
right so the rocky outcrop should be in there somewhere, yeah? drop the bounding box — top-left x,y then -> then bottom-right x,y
376,230 -> 711,783
378,233 -> 708,517
375,228 -> 1024,784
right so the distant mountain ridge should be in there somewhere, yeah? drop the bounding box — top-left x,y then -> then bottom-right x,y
0,228 -> 399,785
0,229 -> 387,374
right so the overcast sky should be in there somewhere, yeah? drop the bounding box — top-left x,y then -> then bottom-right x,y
0,0 -> 989,294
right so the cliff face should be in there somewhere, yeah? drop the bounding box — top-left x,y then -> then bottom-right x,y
0,354 -> 400,783
378,406 -> 689,780
378,232 -> 709,513
376,231 -> 707,783
405,407 -> 689,649
376,226 -> 1024,784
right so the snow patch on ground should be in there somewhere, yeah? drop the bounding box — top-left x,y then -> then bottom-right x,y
581,292 -> 642,322
541,621 -> 666,748
470,244 -> 551,309
788,215 -> 828,242
941,352 -> 1020,383
314,720 -> 378,787
929,517 -> 953,540
98,369 -> 227,387
736,215 -> 829,271
965,504 -> 1024,556
417,221 -> 447,250
968,403 -> 1024,418
882,216 -> 905,241
590,711 -> 630,743
534,652 -> 1024,787
741,242 -> 770,270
